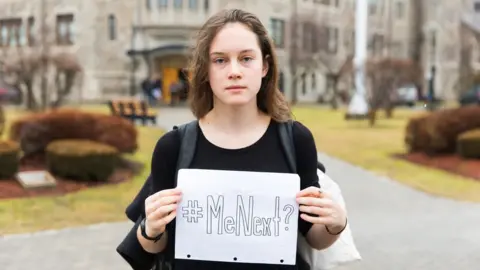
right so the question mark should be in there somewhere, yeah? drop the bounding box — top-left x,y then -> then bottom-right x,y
283,204 -> 294,231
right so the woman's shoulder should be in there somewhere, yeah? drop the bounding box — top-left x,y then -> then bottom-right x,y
152,128 -> 181,158
271,119 -> 316,148
291,120 -> 313,137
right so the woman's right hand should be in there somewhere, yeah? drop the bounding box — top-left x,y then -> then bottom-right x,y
144,188 -> 182,237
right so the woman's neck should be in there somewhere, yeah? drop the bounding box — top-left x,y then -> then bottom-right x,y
204,101 -> 267,133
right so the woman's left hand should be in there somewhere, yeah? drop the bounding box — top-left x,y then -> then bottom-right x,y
296,186 -> 347,234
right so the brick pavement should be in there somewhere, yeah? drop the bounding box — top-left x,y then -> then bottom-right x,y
0,107 -> 479,270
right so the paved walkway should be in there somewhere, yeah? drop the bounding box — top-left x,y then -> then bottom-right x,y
1,108 -> 479,270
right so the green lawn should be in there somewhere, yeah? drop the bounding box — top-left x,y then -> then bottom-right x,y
292,106 -> 480,203
1,104 -> 479,235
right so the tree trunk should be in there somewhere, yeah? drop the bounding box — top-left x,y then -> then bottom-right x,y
25,80 -> 38,111
329,77 -> 339,110
368,109 -> 377,127
0,105 -> 5,137
385,105 -> 394,118
290,79 -> 298,105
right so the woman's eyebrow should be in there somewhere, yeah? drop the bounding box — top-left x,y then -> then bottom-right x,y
210,49 -> 256,56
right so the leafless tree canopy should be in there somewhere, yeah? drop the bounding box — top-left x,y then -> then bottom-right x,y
1,51 -> 82,110
366,58 -> 421,109
288,6 -> 353,106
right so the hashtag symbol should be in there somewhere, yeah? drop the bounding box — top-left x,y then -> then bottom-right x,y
182,200 -> 204,223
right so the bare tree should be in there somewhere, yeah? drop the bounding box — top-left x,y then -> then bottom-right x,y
453,22 -> 480,97
366,58 -> 421,125
0,1 -> 82,111
1,50 -> 41,110
288,2 -> 354,107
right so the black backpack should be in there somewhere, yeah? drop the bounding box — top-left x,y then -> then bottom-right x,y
153,120 -> 326,270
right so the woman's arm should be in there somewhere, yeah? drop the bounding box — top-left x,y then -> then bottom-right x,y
293,121 -> 347,250
116,129 -> 181,269
136,225 -> 169,253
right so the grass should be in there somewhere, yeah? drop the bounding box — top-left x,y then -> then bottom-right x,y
292,106 -> 480,203
0,105 -> 164,235
1,104 -> 479,234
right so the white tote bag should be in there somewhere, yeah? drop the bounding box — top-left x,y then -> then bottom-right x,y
297,169 -> 362,269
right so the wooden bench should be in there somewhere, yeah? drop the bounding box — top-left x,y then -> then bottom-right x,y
108,99 -> 157,125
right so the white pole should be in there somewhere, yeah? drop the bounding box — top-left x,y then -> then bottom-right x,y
347,0 -> 369,116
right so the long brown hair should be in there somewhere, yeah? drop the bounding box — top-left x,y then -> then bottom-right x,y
187,9 -> 291,122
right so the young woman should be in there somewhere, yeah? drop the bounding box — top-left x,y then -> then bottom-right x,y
117,8 -> 347,270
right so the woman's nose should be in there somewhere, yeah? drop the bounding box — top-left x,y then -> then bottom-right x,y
228,61 -> 242,79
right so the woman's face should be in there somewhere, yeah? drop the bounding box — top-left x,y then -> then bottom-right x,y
208,22 -> 269,107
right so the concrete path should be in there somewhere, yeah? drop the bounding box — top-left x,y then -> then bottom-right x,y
0,107 -> 479,270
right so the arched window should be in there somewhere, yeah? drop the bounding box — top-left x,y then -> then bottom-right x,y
108,14 -> 116,40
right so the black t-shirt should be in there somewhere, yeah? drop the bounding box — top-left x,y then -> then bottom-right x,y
117,119 -> 320,270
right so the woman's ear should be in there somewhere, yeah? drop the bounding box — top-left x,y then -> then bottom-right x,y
262,55 -> 270,78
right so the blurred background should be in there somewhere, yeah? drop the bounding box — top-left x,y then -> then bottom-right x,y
0,0 -> 479,269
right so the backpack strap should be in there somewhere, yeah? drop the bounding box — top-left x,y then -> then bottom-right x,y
173,120 -> 199,186
155,120 -> 198,270
278,120 -> 297,173
277,120 -> 326,174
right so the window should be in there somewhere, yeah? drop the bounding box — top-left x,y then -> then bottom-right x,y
395,1 -> 404,19
475,1 -> 480,12
311,73 -> 316,90
146,0 -> 151,10
189,0 -> 198,10
370,34 -> 384,56
56,14 -> 74,45
315,0 -> 339,6
368,0 -> 379,15
158,0 -> 168,8
302,22 -> 313,51
174,0 -> 183,9
0,19 -> 22,47
270,18 -> 285,48
327,27 -> 338,54
27,17 -> 35,46
108,14 -> 116,40
301,73 -> 307,94
204,0 -> 209,11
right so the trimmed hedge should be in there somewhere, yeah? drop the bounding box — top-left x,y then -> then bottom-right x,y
9,109 -> 138,156
405,106 -> 480,154
46,139 -> 120,182
457,129 -> 480,159
0,140 -> 20,179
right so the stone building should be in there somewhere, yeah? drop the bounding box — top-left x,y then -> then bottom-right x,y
0,0 -> 477,104
0,0 -> 353,104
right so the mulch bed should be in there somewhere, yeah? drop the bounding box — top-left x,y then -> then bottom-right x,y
0,154 -> 138,200
394,152 -> 480,181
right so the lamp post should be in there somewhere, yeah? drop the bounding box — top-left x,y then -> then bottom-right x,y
426,26 -> 437,111
346,0 -> 369,118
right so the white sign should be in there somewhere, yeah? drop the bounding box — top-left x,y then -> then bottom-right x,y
174,169 -> 300,265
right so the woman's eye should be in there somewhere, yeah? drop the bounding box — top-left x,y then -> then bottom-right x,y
242,57 -> 253,62
214,58 -> 225,64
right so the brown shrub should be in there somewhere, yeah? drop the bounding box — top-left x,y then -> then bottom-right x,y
9,109 -> 138,156
457,128 -> 480,159
46,139 -> 119,182
0,140 -> 20,179
405,106 -> 480,154
405,113 -> 431,152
